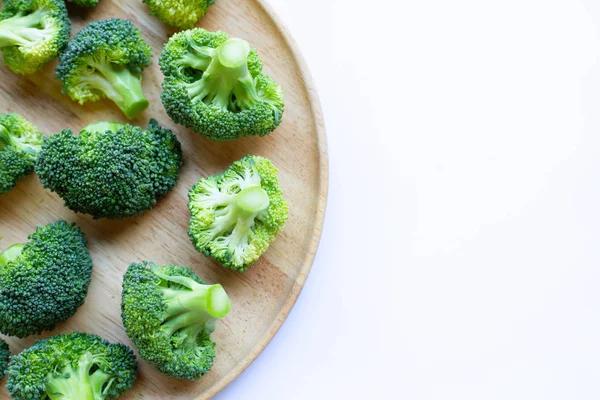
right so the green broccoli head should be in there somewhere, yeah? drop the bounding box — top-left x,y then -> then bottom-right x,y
188,155 -> 288,272
121,261 -> 231,380
66,0 -> 99,7
6,332 -> 137,400
36,119 -> 183,219
160,28 -> 284,141
0,221 -> 93,338
0,339 -> 9,379
56,19 -> 152,119
0,0 -> 70,74
0,112 -> 43,194
144,0 -> 215,30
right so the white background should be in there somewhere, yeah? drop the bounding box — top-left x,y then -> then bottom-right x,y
218,0 -> 600,399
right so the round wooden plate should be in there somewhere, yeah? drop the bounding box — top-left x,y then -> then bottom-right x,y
0,0 -> 327,397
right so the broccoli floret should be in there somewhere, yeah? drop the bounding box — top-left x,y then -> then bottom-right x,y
0,112 -> 43,194
6,331 -> 137,400
188,155 -> 288,272
67,0 -> 99,7
36,119 -> 183,219
121,261 -> 231,380
160,28 -> 284,141
0,0 -> 70,74
0,221 -> 93,338
56,19 -> 152,119
144,0 -> 214,29
0,339 -> 9,379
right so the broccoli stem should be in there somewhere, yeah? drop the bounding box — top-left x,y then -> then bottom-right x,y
186,38 -> 260,111
0,9 -> 53,48
180,43 -> 214,71
157,274 -> 230,344
43,352 -> 112,400
236,186 -> 270,214
0,244 -> 25,267
81,64 -> 149,119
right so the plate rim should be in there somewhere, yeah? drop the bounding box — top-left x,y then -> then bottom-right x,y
199,0 -> 329,398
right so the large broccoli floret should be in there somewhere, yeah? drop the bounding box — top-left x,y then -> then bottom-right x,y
188,155 -> 288,272
67,0 -> 99,7
144,0 -> 214,30
6,332 -> 137,400
160,28 -> 284,141
0,0 -> 70,74
0,221 -> 93,338
121,261 -> 231,380
56,19 -> 152,119
0,112 -> 43,194
0,339 -> 9,379
36,119 -> 183,219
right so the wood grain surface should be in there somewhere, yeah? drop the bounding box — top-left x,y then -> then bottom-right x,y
0,0 -> 328,398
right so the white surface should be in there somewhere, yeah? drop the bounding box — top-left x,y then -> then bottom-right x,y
218,0 -> 600,399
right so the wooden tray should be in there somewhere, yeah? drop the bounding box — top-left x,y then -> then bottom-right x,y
0,0 -> 327,397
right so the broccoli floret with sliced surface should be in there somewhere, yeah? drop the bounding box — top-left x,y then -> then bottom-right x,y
0,112 -> 43,194
0,0 -> 70,74
56,19 -> 152,119
188,155 -> 288,272
0,221 -> 93,338
36,119 -> 183,219
160,28 -> 284,141
144,0 -> 215,29
6,331 -> 137,400
121,261 -> 231,380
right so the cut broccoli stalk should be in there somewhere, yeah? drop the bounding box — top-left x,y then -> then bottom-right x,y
236,186 -> 270,214
0,243 -> 25,267
153,266 -> 230,348
186,38 -> 264,112
79,63 -> 148,119
43,352 -> 118,400
192,184 -> 271,264
0,9 -> 57,49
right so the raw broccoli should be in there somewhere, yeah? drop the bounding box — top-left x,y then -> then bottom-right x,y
0,339 -> 9,379
0,221 -> 93,338
36,119 -> 183,219
56,19 -> 152,119
0,0 -> 70,74
67,0 -> 99,7
144,0 -> 214,30
188,155 -> 288,272
160,28 -> 284,141
6,332 -> 137,400
0,112 -> 43,194
121,261 -> 231,380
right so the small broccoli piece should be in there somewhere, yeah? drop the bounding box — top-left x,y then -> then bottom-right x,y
160,28 -> 284,141
0,0 -> 70,74
144,0 -> 214,29
0,221 -> 93,338
121,261 -> 231,380
0,112 -> 43,194
36,119 -> 183,219
67,0 -> 99,7
6,331 -> 137,400
56,19 -> 152,119
188,155 -> 288,272
0,339 -> 9,379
